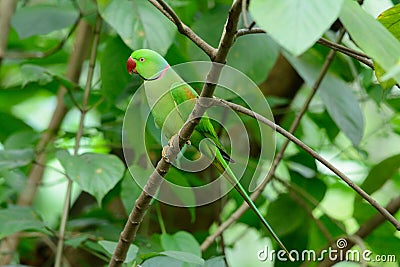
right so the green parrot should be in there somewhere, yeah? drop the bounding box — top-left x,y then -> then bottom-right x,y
126,49 -> 291,257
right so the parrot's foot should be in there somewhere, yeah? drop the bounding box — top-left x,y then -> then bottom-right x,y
162,134 -> 179,163
185,140 -> 191,146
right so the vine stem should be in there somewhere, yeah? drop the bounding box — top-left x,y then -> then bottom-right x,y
54,15 -> 102,267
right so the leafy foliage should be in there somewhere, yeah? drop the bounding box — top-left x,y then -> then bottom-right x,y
0,0 -> 399,266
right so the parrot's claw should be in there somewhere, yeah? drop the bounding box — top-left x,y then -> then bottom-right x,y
186,140 -> 191,146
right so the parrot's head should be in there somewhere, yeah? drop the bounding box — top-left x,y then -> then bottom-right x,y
127,49 -> 169,81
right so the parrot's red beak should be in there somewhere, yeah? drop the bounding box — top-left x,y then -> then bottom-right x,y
126,57 -> 137,75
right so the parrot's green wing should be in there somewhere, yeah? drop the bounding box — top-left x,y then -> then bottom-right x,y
170,82 -> 233,162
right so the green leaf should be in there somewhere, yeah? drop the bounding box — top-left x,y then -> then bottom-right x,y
249,0 -> 344,56
0,206 -> 47,238
20,65 -> 53,87
360,154 -> 400,196
204,256 -> 226,267
100,35 -> 132,104
374,4 -> 399,89
161,231 -> 201,257
160,251 -> 205,265
64,235 -> 89,248
98,240 -> 138,262
98,0 -> 176,54
0,112 -> 32,142
340,0 -> 400,84
120,171 -> 142,215
285,51 -> 364,146
266,194 -> 306,236
290,172 -> 327,203
378,4 -> 400,41
142,255 -> 183,267
56,150 -> 125,205
11,5 -> 79,38
0,148 -> 34,171
308,110 -> 340,142
227,34 -> 279,84
4,130 -> 39,150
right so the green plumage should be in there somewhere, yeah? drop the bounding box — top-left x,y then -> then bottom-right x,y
127,49 -> 291,257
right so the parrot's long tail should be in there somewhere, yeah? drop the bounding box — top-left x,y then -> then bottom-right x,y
213,151 -> 294,262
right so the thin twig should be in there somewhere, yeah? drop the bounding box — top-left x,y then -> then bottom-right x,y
148,0 -> 217,59
241,0 -> 249,28
201,29 -> 347,251
236,28 -> 374,69
54,14 -> 102,267
109,1 -> 243,266
211,97 -> 400,230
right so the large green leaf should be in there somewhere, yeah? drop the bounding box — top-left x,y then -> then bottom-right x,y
340,0 -> 400,84
100,36 -> 132,105
375,4 -> 400,87
142,256 -> 183,267
227,34 -> 279,84
360,154 -> 400,196
0,148 -> 34,171
0,112 -> 32,142
56,150 -> 125,205
378,4 -> 400,41
266,194 -> 306,236
11,5 -> 79,38
0,206 -> 47,238
249,0 -> 344,56
159,251 -> 204,265
286,52 -> 364,147
161,231 -> 201,257
99,240 -> 138,263
98,0 -> 176,54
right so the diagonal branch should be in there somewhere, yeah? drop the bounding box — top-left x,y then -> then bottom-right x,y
109,1 -> 243,266
210,97 -> 400,229
148,0 -> 217,59
236,28 -> 374,69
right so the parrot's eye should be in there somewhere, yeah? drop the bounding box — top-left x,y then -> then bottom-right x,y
139,57 -> 145,62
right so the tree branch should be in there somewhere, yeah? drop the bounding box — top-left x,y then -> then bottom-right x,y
54,14 -> 102,267
212,97 -> 400,229
0,0 -> 17,67
108,1 -> 243,266
0,20 -> 92,265
201,29 -> 347,251
236,28 -> 374,69
148,0 -> 217,59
